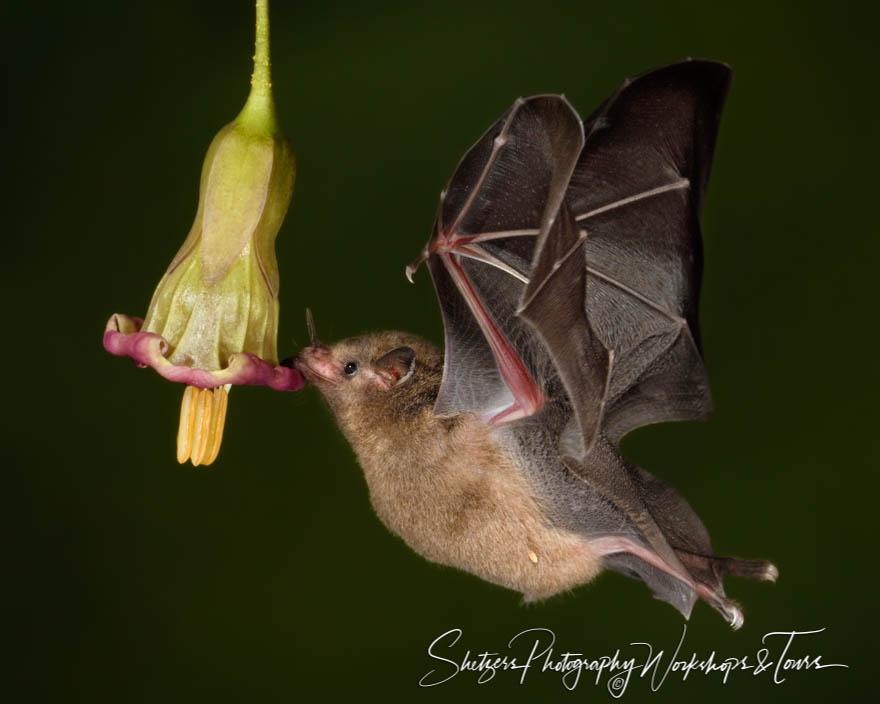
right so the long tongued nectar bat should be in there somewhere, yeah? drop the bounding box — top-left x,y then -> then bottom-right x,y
294,60 -> 778,628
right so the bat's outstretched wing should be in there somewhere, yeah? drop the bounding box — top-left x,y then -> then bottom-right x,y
408,60 -> 777,626
408,94 -> 585,424
565,59 -> 727,446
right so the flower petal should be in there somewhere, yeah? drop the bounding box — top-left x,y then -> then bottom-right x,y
103,314 -> 304,391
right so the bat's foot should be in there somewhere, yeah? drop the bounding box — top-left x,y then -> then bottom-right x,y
728,604 -> 744,630
594,536 -> 776,628
722,557 -> 778,582
675,550 -> 778,629
762,562 -> 780,582
692,582 -> 744,630
676,550 -> 779,583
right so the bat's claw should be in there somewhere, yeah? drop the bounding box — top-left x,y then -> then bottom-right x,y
693,581 -> 745,629
760,562 -> 779,583
405,249 -> 429,283
727,603 -> 744,631
677,550 -> 780,584
720,556 -> 779,583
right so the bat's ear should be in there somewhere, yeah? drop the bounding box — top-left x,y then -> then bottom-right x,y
373,346 -> 416,390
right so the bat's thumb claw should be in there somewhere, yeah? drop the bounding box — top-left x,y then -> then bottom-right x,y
405,249 -> 430,283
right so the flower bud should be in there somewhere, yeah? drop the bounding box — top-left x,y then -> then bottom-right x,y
141,116 -> 295,371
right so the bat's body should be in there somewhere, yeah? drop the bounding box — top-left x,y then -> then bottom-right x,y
304,333 -> 604,600
295,60 -> 777,627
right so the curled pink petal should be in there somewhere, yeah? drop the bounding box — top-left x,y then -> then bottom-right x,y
103,313 -> 304,391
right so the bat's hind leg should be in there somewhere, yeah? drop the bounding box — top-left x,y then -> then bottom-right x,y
675,550 -> 779,630
675,549 -> 779,582
593,536 -> 776,629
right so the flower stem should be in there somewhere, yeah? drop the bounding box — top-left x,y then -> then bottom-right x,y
236,0 -> 278,135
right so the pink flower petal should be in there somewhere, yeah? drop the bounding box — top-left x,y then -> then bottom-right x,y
103,314 -> 304,391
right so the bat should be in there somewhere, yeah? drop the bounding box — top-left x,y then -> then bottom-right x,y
294,59 -> 777,628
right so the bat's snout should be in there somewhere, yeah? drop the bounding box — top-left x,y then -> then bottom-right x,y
290,343 -> 339,386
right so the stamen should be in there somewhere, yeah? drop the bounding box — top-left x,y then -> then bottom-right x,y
190,387 -> 212,466
205,386 -> 230,465
177,385 -> 231,466
177,385 -> 198,463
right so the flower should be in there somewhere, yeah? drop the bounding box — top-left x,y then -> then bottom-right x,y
103,0 -> 303,466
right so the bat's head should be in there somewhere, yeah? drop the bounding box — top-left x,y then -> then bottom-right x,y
294,333 -> 417,393
289,324 -> 444,430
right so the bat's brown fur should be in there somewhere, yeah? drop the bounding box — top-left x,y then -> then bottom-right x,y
296,332 -> 601,601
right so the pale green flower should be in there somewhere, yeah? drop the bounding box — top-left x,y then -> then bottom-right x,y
104,0 -> 301,465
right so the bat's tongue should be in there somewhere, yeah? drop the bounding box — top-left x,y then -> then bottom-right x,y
305,308 -> 320,346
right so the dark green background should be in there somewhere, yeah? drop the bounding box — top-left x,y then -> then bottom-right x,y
8,0 -> 874,700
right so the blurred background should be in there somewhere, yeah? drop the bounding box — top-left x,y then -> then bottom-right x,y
7,0 -> 874,700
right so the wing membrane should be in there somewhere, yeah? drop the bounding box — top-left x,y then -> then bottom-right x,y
407,61 -> 774,627
414,95 -> 585,420
566,60 -> 731,439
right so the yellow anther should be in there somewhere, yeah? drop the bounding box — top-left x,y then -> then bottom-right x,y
177,385 -> 197,463
205,386 -> 229,465
177,385 -> 230,466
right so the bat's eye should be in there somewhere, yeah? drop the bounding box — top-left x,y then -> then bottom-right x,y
344,361 -> 359,376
